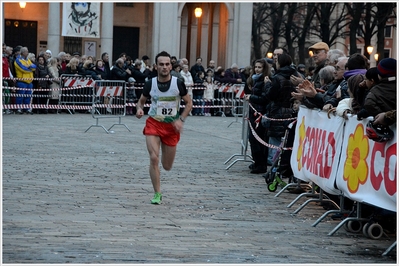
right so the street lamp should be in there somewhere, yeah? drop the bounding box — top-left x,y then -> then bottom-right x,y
19,2 -> 26,8
367,46 -> 373,55
194,7 -> 202,18
267,52 -> 273,58
309,50 -> 314,57
374,53 -> 379,62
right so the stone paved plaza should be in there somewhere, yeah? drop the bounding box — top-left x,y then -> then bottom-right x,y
2,112 -> 397,264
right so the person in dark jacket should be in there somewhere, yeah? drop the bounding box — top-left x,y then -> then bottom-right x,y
363,57 -> 396,117
35,55 -> 53,113
291,57 -> 350,110
101,52 -> 111,80
111,58 -> 131,81
324,53 -> 368,108
190,57 -> 205,78
93,59 -> 107,80
65,57 -> 85,75
264,53 -> 297,164
213,67 -> 228,115
245,58 -> 271,173
107,58 -> 132,114
356,67 -> 380,120
131,59 -> 151,100
224,63 -> 243,116
192,71 -> 206,116
82,58 -> 101,80
213,67 -> 228,83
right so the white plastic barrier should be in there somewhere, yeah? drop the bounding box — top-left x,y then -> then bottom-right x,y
290,107 -> 343,195
336,116 -> 397,212
291,106 -> 397,212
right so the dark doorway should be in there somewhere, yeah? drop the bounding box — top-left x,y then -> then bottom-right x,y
4,19 -> 37,54
112,26 -> 139,64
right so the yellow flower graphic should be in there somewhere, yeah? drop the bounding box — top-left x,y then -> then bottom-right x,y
296,117 -> 306,171
343,124 -> 369,193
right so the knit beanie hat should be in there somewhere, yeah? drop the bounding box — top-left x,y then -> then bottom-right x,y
377,58 -> 396,77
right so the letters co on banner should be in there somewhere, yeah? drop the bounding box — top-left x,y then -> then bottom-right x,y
290,107 -> 397,212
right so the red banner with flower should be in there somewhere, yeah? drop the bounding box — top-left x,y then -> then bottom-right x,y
291,107 -> 397,212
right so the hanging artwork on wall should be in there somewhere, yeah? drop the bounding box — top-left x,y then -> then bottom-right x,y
62,2 -> 100,38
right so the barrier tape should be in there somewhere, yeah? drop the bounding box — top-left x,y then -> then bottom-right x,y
3,85 -> 242,92
2,93 -> 96,98
3,87 -> 92,92
2,94 -> 243,105
3,77 -> 244,91
246,117 -> 293,151
248,102 -> 297,122
3,77 -> 62,81
3,103 -> 238,110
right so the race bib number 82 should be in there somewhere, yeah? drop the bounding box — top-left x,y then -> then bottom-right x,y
156,99 -> 178,116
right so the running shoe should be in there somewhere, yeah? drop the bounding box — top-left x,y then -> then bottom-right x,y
151,192 -> 162,204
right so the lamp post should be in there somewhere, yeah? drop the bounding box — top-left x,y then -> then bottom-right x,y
194,7 -> 202,18
367,46 -> 373,55
194,7 -> 202,58
366,45 -> 375,67
374,53 -> 379,64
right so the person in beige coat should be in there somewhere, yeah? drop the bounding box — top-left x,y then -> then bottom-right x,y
47,57 -> 61,113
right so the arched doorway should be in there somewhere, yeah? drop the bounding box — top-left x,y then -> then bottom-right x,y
179,3 -> 230,68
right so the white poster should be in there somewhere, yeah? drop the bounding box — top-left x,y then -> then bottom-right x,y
84,41 -> 96,57
62,2 -> 100,38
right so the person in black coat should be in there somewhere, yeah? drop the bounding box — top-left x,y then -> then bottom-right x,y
93,59 -> 107,80
35,55 -> 53,113
245,59 -> 271,173
111,58 -> 131,81
192,71 -> 206,116
101,52 -> 111,80
264,53 -> 297,164
190,57 -> 205,78
131,59 -> 151,100
65,57 -> 85,75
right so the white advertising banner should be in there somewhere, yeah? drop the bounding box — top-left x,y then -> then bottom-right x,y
291,107 -> 397,212
62,3 -> 100,38
335,116 -> 397,212
290,107 -> 344,195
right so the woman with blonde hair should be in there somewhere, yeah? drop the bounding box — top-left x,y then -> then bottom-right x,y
65,57 -> 85,75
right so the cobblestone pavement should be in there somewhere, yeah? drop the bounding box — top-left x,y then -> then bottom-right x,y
2,112 -> 397,264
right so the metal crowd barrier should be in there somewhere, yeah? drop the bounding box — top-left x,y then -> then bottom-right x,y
224,99 -> 253,169
216,83 -> 234,116
228,84 -> 245,127
85,79 -> 131,134
209,82 -> 245,118
59,74 -> 94,114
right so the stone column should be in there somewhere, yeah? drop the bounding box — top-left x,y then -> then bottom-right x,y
230,2 -> 252,68
47,3 -> 61,55
152,3 -> 179,57
100,3 -> 114,61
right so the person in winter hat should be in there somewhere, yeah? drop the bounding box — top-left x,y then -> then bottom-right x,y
377,57 -> 396,78
362,58 -> 396,117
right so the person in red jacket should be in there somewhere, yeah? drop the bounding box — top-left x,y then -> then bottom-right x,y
2,43 -> 12,114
